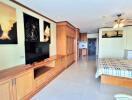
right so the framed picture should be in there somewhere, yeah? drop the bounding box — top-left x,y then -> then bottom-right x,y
24,13 -> 40,42
43,21 -> 51,43
0,2 -> 18,44
102,30 -> 123,38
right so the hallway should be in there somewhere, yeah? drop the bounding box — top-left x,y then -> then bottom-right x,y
32,58 -> 132,100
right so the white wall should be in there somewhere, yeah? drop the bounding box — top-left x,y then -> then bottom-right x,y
98,28 -> 128,58
0,0 -> 56,70
124,26 -> 132,50
87,33 -> 98,38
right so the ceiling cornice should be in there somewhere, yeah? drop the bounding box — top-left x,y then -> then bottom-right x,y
10,0 -> 56,23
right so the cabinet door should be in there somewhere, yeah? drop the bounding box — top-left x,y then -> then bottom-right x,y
0,80 -> 13,100
15,70 -> 33,100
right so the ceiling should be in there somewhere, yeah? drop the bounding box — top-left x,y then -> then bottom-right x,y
16,0 -> 132,33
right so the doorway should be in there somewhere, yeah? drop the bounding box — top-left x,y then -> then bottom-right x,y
88,38 -> 96,59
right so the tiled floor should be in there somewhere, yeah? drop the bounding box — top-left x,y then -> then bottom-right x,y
31,57 -> 132,100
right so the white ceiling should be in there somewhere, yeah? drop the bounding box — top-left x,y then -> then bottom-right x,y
16,0 -> 132,33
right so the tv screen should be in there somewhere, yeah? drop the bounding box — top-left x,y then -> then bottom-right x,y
25,42 -> 49,64
79,41 -> 88,49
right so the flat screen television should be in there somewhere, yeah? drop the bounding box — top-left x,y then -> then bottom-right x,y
25,42 -> 49,64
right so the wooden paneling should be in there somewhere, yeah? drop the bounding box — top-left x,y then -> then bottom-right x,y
15,69 -> 33,100
67,54 -> 75,67
101,75 -> 132,88
66,36 -> 75,55
75,28 -> 80,61
56,21 -> 79,66
0,80 -> 12,100
80,33 -> 87,41
56,25 -> 67,55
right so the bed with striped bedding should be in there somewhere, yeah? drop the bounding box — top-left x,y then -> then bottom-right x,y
95,58 -> 132,79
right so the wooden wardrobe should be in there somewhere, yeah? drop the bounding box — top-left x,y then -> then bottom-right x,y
56,21 -> 80,67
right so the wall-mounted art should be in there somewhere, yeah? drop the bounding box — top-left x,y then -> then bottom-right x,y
43,21 -> 51,43
0,2 -> 18,44
102,30 -> 123,38
24,13 -> 40,42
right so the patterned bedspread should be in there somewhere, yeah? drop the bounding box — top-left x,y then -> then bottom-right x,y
95,58 -> 132,79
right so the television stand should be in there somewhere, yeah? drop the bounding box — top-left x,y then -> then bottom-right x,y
34,66 -> 53,79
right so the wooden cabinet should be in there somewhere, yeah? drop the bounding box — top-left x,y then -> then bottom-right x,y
15,69 -> 33,100
0,56 -> 67,100
66,36 -> 74,55
35,68 -> 54,87
34,57 -> 66,88
0,69 -> 33,100
79,33 -> 88,57
57,21 -> 78,66
0,80 -> 13,100
80,33 -> 87,41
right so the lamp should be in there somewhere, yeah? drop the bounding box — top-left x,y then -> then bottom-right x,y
113,22 -> 124,29
113,19 -> 125,29
113,14 -> 125,29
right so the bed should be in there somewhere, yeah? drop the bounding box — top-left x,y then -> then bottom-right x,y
96,58 -> 132,88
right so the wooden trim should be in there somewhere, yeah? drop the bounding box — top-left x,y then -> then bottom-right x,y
57,21 -> 77,31
67,61 -> 75,68
76,28 -> 80,31
101,75 -> 132,88
10,0 -> 56,23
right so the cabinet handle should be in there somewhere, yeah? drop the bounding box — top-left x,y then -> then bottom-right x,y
12,79 -> 16,86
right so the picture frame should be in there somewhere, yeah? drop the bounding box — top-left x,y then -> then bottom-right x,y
43,21 -> 51,43
0,2 -> 18,44
24,13 -> 40,42
102,30 -> 123,38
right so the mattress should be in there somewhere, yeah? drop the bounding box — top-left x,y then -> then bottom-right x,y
95,58 -> 132,79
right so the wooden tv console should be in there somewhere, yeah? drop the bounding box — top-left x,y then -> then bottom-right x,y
0,55 -> 73,100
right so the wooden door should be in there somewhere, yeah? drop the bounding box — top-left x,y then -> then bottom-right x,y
15,69 -> 33,100
0,80 -> 13,100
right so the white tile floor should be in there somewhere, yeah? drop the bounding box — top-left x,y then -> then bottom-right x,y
31,57 -> 132,100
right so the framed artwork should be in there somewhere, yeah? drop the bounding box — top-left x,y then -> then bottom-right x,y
102,30 -> 123,38
0,2 -> 18,44
43,21 -> 51,43
24,13 -> 40,42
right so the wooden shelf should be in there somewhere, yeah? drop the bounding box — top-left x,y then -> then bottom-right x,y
34,66 -> 53,79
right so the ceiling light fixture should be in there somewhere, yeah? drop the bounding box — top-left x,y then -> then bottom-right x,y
113,22 -> 124,29
113,14 -> 124,29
